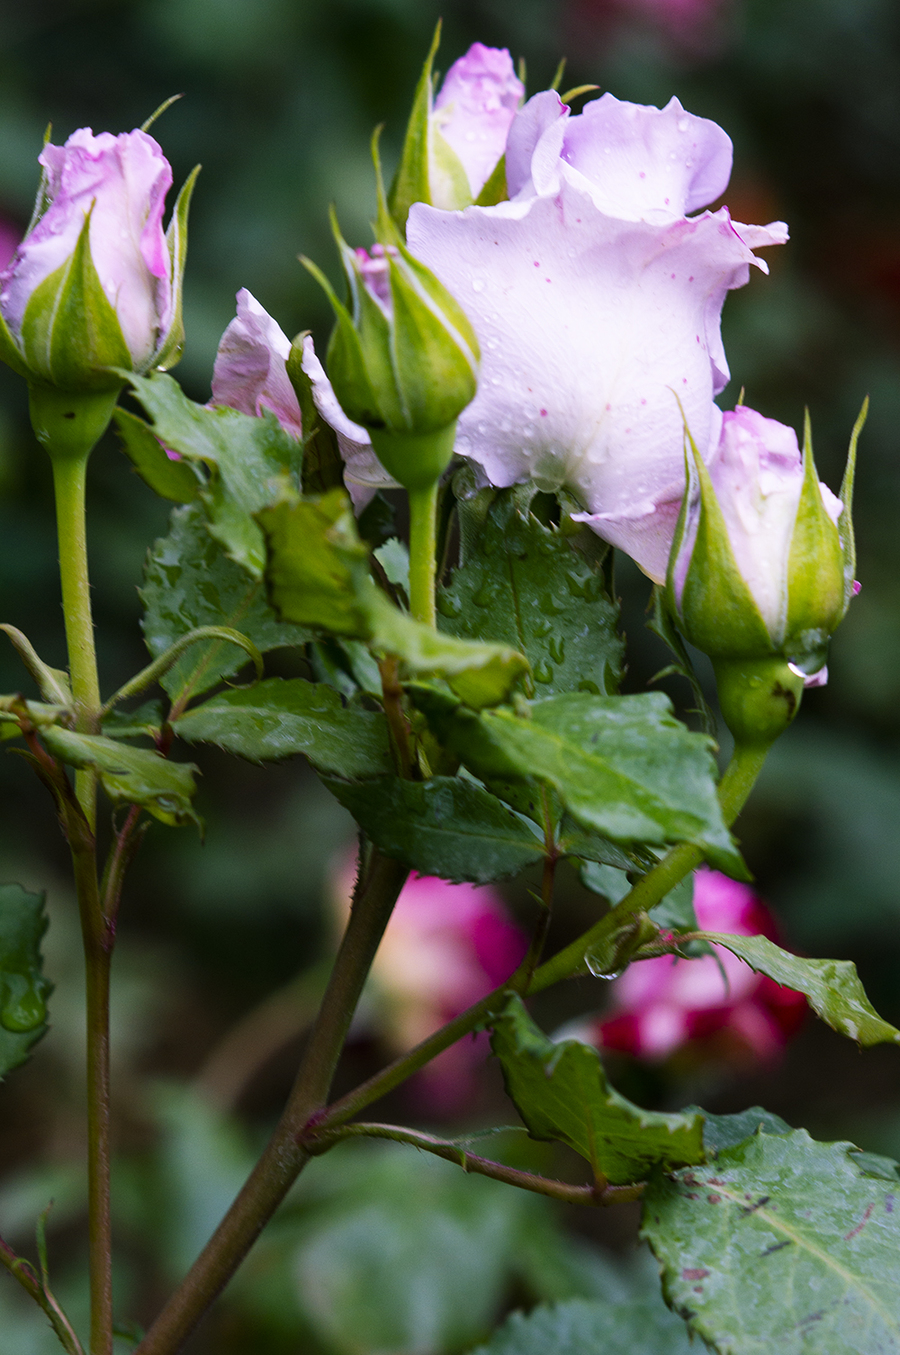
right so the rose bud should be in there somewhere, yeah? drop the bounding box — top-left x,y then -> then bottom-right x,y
667,403 -> 861,745
303,208 -> 480,493
407,90 -> 786,578
390,29 -> 524,226
0,126 -> 196,459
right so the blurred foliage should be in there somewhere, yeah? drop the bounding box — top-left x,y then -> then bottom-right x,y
2,0 -> 900,1349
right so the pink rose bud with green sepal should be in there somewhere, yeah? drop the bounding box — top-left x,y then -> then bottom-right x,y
667,401 -> 863,745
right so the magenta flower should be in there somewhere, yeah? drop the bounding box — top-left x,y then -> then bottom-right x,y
332,859 -> 527,1112
431,43 -> 524,204
408,90 -> 787,580
587,869 -> 805,1062
0,128 -> 184,386
211,288 -> 303,438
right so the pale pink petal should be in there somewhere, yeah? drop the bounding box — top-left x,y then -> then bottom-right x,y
433,43 -> 524,198
211,289 -> 302,438
300,335 -> 399,498
505,90 -> 568,198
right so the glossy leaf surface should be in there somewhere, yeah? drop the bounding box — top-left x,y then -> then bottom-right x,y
0,884 -> 50,1077
41,727 -> 199,827
491,995 -> 705,1185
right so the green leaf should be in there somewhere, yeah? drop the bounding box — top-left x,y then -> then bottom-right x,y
125,371 -> 302,576
260,490 -> 529,706
41,727 -> 199,827
102,700 -> 164,742
439,489 -> 623,698
642,1128 -> 900,1355
412,687 -> 743,873
328,775 -> 545,882
490,994 -> 706,1185
694,1106 -> 793,1155
114,407 -> 202,502
172,677 -> 392,779
470,1297 -> 693,1355
142,503 -> 309,705
0,884 -> 50,1077
696,931 -> 900,1046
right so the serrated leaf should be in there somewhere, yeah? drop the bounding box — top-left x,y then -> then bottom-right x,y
125,371 -> 302,576
696,931 -> 900,1046
470,1297 -> 693,1355
439,491 -> 624,698
490,994 -> 706,1185
693,1106 -> 793,1155
41,727 -> 199,827
172,677 -> 392,778
142,503 -> 309,705
328,775 -> 545,882
643,1128 -> 900,1355
0,884 -> 51,1077
114,407 -> 202,502
412,687 -> 742,873
260,490 -> 528,706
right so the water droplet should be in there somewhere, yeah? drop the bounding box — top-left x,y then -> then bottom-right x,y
533,659 -> 554,684
474,579 -> 500,607
532,618 -> 551,638
584,951 -> 622,980
549,635 -> 565,663
0,975 -> 47,1033
472,279 -> 485,292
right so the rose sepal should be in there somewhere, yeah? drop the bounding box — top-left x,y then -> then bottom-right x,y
153,162 -> 201,372
782,411 -> 845,674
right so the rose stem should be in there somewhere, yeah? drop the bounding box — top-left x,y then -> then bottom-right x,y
51,450 -> 112,1355
407,480 -> 439,626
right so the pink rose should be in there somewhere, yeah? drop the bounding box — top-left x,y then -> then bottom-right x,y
431,43 -> 524,205
582,869 -> 805,1062
407,91 -> 786,580
211,288 -> 303,438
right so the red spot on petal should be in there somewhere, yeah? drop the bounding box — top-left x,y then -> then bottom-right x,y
533,260 -> 540,267
539,408 -> 548,417
682,1269 -> 710,1282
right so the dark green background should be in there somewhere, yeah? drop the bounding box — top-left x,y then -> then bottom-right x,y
1,1 -> 900,1349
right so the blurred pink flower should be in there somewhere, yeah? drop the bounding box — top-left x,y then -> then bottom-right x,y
589,869 -> 805,1062
333,858 -> 527,1112
0,219 -> 20,274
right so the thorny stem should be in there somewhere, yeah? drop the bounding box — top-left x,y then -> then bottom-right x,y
307,1123 -> 644,1207
135,851 -> 409,1355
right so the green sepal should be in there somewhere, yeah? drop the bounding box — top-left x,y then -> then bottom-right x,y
783,410 -> 844,670
674,433 -> 773,658
19,208 -> 133,391
303,250 -> 387,432
491,994 -> 706,1185
839,396 -> 867,614
285,331 -> 345,494
154,163 -> 201,372
474,154 -> 509,206
388,20 -> 442,232
430,127 -> 474,211
114,406 -> 202,502
0,306 -> 28,378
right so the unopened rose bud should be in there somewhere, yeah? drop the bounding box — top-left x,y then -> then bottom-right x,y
304,213 -> 479,492
0,126 -> 196,458
390,29 -> 523,227
668,404 -> 860,745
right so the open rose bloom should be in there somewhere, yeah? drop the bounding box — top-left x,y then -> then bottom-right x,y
588,869 -> 806,1063
408,90 -> 787,581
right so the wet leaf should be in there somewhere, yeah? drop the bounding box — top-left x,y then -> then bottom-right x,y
469,1297 -> 693,1355
41,727 -> 200,827
173,677 -> 392,779
0,884 -> 50,1076
491,995 -> 706,1185
643,1128 -> 900,1355
329,775 -> 545,882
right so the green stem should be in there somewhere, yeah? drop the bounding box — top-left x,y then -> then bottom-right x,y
316,740 -> 770,1129
135,851 -> 408,1355
0,1234 -> 86,1355
407,481 -> 439,626
51,453 -> 101,825
308,1123 -> 644,1207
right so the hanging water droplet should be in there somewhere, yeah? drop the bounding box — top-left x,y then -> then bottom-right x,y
548,634 -> 565,663
437,593 -> 461,619
533,659 -> 554,684
0,974 -> 47,1033
584,951 -> 623,980
473,579 -> 500,607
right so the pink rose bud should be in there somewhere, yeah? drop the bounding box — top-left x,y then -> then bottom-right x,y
431,43 -> 524,204
588,869 -> 805,1063
0,127 -> 195,393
